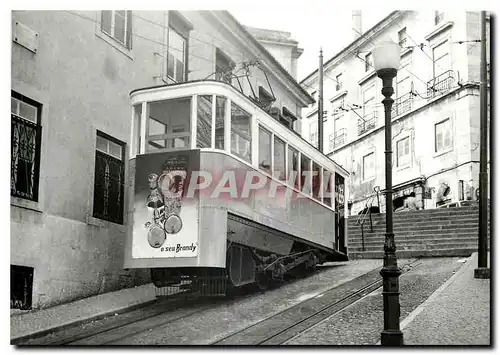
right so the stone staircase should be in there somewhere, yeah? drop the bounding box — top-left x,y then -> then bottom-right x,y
347,205 -> 491,259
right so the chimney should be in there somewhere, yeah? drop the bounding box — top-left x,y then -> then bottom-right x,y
352,10 -> 362,40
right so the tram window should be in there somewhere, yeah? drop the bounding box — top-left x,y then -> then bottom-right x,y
312,162 -> 322,202
259,126 -> 272,174
172,125 -> 189,148
231,103 -> 251,162
274,136 -> 286,180
133,104 -> 142,154
288,146 -> 299,187
146,97 -> 191,152
323,170 -> 332,207
197,95 -> 212,148
215,96 -> 226,150
301,154 -> 311,195
148,118 -> 167,149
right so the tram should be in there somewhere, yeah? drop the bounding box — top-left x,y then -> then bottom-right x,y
124,80 -> 349,295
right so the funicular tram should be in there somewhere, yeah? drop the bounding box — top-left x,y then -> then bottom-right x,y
124,80 -> 349,295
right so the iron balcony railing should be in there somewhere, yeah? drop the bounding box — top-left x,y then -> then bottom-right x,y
332,128 -> 347,149
11,114 -> 42,202
357,111 -> 378,136
427,70 -> 454,99
391,92 -> 413,117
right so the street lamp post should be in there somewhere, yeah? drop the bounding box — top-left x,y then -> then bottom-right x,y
372,41 -> 404,346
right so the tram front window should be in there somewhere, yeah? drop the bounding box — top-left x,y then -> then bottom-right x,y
197,95 -> 212,148
231,103 -> 251,162
215,96 -> 226,150
147,97 -> 191,152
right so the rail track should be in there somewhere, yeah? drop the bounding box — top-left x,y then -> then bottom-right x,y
15,259 -> 421,346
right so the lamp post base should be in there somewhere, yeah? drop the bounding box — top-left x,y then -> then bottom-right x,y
474,267 -> 490,279
381,330 -> 404,346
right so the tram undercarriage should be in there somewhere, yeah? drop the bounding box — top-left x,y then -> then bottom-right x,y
150,214 -> 345,297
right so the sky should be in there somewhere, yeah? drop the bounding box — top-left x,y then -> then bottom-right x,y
228,7 -> 392,81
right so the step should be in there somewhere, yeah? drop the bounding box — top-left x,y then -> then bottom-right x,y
348,225 -> 485,234
348,236 -> 489,246
348,243 -> 483,252
348,230 -> 490,239
348,248 -> 480,259
350,215 -> 489,226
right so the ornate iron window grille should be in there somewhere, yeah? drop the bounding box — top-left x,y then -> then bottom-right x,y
391,93 -> 413,117
11,265 -> 34,310
333,128 -> 347,149
357,111 -> 378,136
93,150 -> 125,224
427,70 -> 454,99
11,114 -> 42,201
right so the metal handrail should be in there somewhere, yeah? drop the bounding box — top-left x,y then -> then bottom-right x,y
427,70 -> 454,98
355,186 -> 381,251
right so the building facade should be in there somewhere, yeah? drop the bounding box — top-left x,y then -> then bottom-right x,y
11,10 -> 312,310
300,11 -> 490,216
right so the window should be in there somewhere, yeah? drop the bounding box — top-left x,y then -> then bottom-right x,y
11,92 -> 42,202
101,11 -> 132,49
274,136 -> 286,181
309,122 -> 318,147
147,97 -> 191,151
11,265 -> 34,310
148,117 -> 167,149
435,119 -> 452,153
432,40 -> 450,77
288,146 -> 299,186
363,152 -> 375,181
362,84 -> 376,117
197,95 -> 212,148
396,62 -> 411,96
215,49 -> 234,84
93,132 -> 125,224
365,53 -> 373,72
323,170 -> 332,207
301,154 -> 311,194
398,27 -> 407,48
231,103 -> 251,162
435,11 -> 444,25
167,28 -> 187,82
336,73 -> 343,91
312,162 -> 322,202
311,91 -> 317,104
396,136 -> 410,167
259,126 -> 272,173
215,96 -> 226,150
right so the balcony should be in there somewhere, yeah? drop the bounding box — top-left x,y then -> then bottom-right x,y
357,111 -> 378,136
427,70 -> 454,99
330,128 -> 347,150
391,93 -> 413,117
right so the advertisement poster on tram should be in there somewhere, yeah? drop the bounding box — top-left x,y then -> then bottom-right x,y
132,151 -> 200,259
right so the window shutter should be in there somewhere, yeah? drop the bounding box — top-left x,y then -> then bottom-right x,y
126,10 -> 132,49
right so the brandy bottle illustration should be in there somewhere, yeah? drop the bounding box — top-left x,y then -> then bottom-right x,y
159,171 -> 186,235
145,173 -> 166,248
